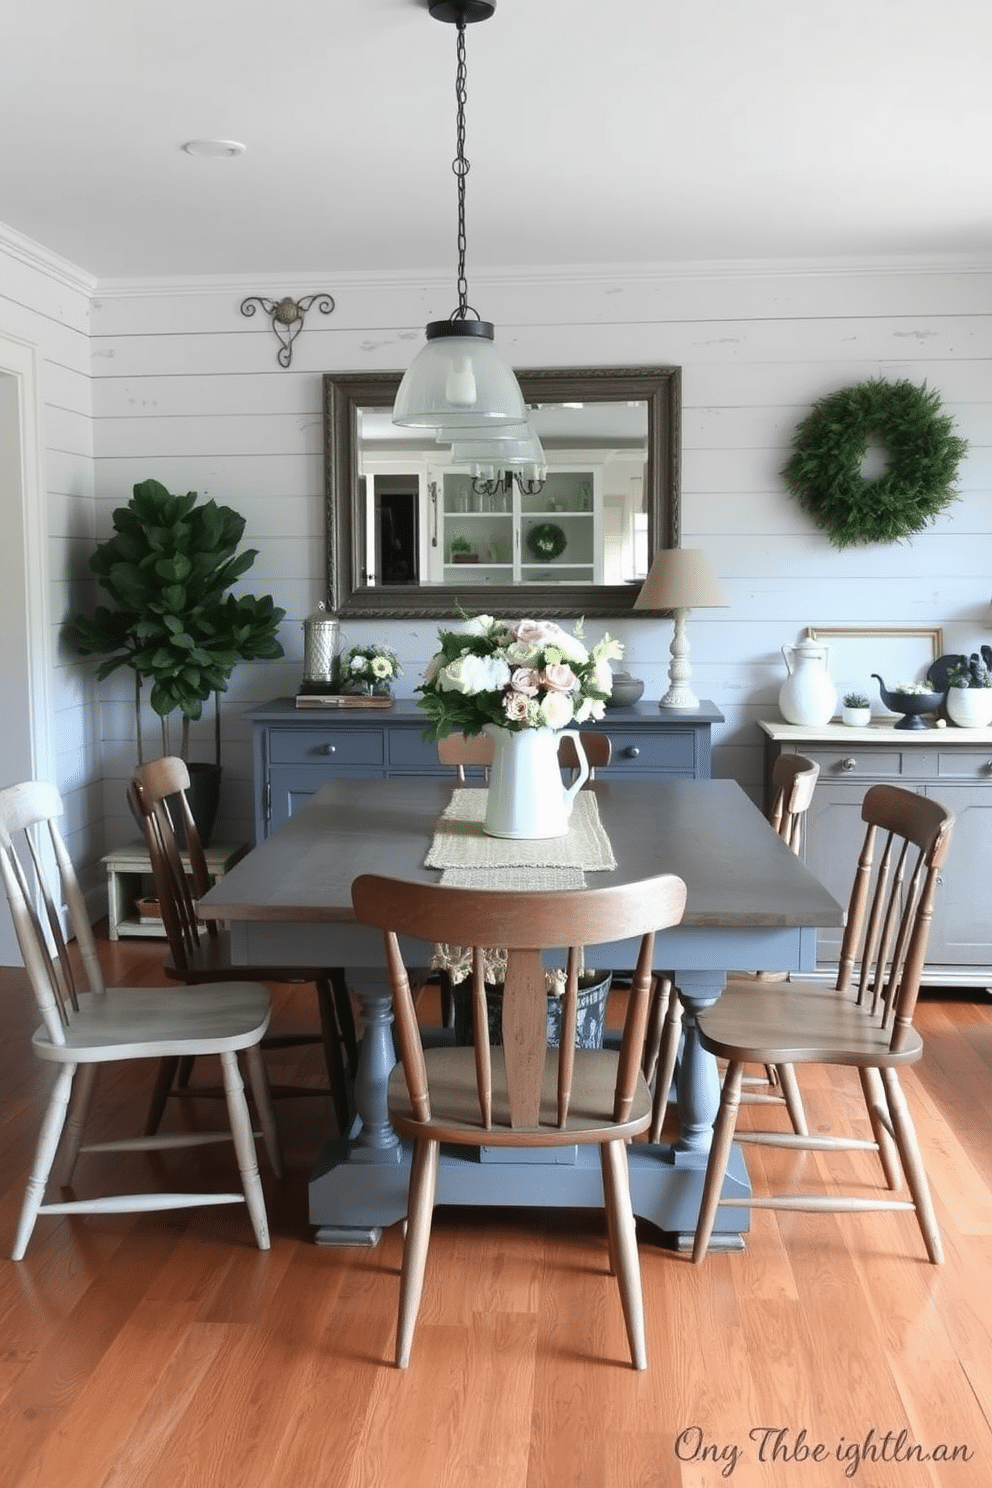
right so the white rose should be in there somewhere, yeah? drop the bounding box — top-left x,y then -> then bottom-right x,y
460,613 -> 496,636
539,690 -> 575,729
574,696 -> 605,723
504,639 -> 541,666
593,658 -> 614,694
349,655 -> 366,673
438,652 -> 510,695
547,629 -> 589,665
513,619 -> 563,647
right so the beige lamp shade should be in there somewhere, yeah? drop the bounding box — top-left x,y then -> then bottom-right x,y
633,548 -> 728,612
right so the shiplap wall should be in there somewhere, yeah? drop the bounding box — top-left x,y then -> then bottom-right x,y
85,260 -> 992,851
0,228 -> 96,876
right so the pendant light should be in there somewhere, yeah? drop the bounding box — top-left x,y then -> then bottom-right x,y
392,1 -> 528,431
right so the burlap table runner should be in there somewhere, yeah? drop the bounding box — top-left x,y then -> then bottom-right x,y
425,789 -> 616,890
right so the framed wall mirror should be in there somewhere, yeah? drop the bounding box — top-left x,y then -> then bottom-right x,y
324,365 -> 681,618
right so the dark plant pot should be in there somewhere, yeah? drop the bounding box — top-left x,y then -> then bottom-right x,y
172,762 -> 222,849
453,972 -> 612,1050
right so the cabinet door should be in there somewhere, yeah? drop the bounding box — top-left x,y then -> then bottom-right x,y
922,784 -> 992,965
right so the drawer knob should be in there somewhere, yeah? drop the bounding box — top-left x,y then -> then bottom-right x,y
623,745 -> 640,759
319,743 -> 337,756
840,756 -> 857,772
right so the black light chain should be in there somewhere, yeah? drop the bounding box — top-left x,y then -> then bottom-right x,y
452,19 -> 475,321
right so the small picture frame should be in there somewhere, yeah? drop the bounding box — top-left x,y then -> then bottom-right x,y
804,626 -> 943,712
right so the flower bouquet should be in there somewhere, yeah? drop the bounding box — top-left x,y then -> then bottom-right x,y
417,614 -> 623,740
340,642 -> 403,696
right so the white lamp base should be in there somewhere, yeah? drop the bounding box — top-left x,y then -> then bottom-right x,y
658,608 -> 701,710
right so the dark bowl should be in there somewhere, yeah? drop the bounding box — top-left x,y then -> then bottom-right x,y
605,672 -> 645,708
872,675 -> 943,730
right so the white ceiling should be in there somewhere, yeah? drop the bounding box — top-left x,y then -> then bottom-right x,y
2,0 -> 990,283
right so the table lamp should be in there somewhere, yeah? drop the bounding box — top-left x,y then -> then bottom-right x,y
633,548 -> 728,709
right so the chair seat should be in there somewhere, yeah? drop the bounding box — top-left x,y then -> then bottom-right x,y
31,984 -> 272,1063
698,977 -> 924,1068
388,1047 -> 652,1145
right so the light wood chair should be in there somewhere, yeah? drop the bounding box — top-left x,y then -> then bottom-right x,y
0,780 -> 280,1259
351,871 -> 688,1370
437,728 -> 612,781
130,758 -> 357,1138
692,782 -> 954,1265
644,754 -> 821,1142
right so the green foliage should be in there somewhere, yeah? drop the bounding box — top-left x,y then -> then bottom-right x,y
65,479 -> 285,757
782,379 -> 968,548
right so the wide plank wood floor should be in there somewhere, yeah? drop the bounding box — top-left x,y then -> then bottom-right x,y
2,930 -> 992,1487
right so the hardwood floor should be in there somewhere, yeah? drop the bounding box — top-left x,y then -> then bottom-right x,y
2,932 -> 992,1487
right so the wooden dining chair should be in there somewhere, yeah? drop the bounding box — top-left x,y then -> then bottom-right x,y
644,753 -> 820,1143
437,728 -> 612,781
692,783 -> 954,1265
130,757 -> 357,1138
352,871 -> 687,1370
0,780 -> 280,1258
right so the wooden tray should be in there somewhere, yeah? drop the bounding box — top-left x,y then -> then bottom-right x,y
295,693 -> 394,709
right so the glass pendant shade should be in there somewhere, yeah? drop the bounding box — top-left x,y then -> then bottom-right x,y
450,429 -> 546,476
392,320 -> 529,430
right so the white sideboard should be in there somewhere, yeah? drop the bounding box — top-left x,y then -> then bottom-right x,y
760,720 -> 992,987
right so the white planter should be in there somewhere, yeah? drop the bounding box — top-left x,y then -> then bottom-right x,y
842,706 -> 872,728
945,687 -> 992,728
483,725 -> 589,838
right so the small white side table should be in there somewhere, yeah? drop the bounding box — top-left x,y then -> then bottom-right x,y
101,841 -> 248,940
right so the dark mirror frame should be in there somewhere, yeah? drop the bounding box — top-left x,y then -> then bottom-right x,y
323,365 -> 681,618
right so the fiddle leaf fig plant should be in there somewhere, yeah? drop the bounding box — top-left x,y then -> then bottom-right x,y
65,479 -> 286,762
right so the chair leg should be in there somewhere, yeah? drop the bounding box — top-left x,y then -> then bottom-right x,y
692,1060 -> 745,1264
219,1051 -> 270,1251
601,1140 -> 647,1370
13,1063 -> 75,1261
642,975 -> 669,1084
144,1056 -> 180,1135
438,969 -> 456,1030
647,983 -> 682,1144
859,1065 -> 903,1190
879,1067 -> 944,1264
328,968 -> 359,1075
396,1138 -> 439,1369
60,1062 -> 99,1181
316,977 -> 353,1137
775,1062 -> 809,1137
243,1043 -> 283,1180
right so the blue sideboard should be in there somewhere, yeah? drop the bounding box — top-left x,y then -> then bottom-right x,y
247,697 -> 724,841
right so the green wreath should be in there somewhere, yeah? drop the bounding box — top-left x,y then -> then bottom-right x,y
526,521 -> 568,562
782,378 -> 967,548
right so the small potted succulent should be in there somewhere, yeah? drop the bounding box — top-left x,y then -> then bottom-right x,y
449,534 -> 478,564
841,691 -> 872,728
945,649 -> 992,728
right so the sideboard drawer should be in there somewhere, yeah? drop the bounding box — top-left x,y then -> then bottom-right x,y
936,749 -> 992,780
387,729 -> 443,771
268,727 -> 385,768
604,729 -> 698,773
809,749 -> 904,780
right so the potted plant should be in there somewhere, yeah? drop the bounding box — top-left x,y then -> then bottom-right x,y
65,479 -> 286,842
944,649 -> 992,728
339,642 -> 403,697
449,534 -> 478,564
841,691 -> 872,727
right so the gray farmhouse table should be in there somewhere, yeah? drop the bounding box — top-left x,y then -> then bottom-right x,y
198,776 -> 844,1248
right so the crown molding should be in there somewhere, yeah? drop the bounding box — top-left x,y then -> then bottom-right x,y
89,252 -> 992,300
0,221 -> 97,295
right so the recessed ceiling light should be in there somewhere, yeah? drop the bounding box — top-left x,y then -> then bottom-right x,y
181,139 -> 246,158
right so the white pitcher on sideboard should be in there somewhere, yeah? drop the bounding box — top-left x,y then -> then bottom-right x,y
779,638 -> 837,726
483,725 -> 589,839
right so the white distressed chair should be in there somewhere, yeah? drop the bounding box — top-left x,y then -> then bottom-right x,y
0,780 -> 280,1259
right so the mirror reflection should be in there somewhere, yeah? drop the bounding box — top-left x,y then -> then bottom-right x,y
324,367 -> 680,618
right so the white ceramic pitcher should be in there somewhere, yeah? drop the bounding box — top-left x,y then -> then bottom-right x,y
779,638 -> 837,726
483,725 -> 589,839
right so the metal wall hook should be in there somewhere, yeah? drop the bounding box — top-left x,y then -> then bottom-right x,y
240,294 -> 335,368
